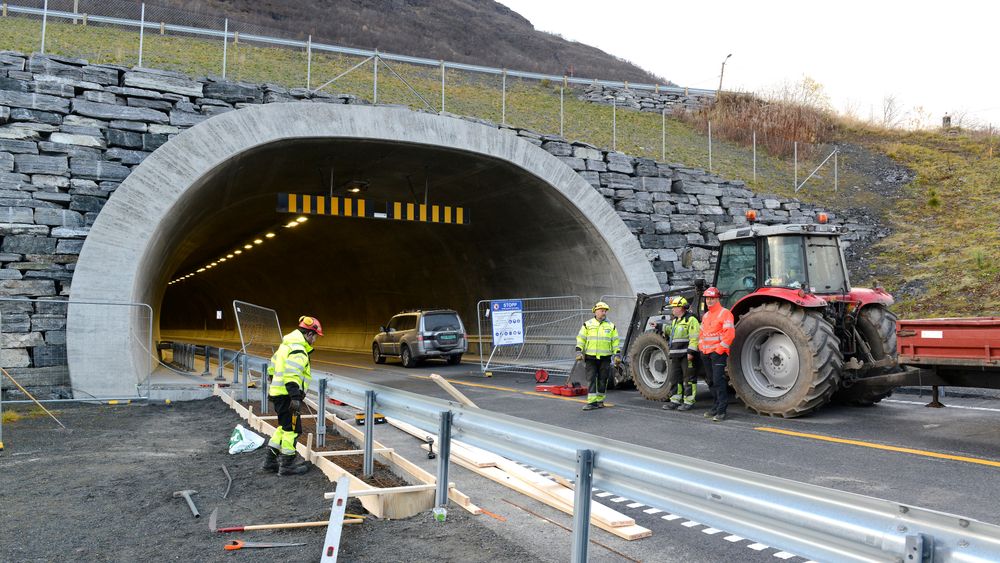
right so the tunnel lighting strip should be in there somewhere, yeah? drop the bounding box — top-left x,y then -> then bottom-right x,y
278,193 -> 469,225
166,219 -> 306,285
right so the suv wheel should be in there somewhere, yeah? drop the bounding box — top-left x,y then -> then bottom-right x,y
372,343 -> 385,365
400,345 -> 417,368
446,354 -> 462,366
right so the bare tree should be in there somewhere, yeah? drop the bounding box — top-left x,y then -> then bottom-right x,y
881,95 -> 902,128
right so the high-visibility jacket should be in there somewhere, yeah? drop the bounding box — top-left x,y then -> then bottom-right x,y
576,317 -> 621,359
665,313 -> 700,357
699,302 -> 735,355
268,329 -> 313,397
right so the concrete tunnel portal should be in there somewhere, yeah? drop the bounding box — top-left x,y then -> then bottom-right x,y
67,103 -> 660,397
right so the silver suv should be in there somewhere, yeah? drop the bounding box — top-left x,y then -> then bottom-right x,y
372,309 -> 467,368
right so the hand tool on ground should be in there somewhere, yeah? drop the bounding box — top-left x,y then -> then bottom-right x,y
224,540 -> 306,551
173,489 -> 200,518
220,465 -> 233,499
425,436 -> 436,459
209,507 -> 361,533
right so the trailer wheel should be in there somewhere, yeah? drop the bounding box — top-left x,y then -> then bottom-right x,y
629,332 -> 675,401
730,302 -> 843,418
834,305 -> 898,405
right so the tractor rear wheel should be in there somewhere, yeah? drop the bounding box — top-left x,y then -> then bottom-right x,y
729,302 -> 843,417
628,332 -> 675,401
834,305 -> 898,405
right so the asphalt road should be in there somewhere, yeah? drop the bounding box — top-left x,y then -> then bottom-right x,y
302,347 -> 1000,562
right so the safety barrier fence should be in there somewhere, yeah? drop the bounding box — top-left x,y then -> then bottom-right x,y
205,345 -> 1000,562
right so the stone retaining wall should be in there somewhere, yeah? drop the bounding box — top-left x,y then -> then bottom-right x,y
578,84 -> 715,113
0,51 -> 875,394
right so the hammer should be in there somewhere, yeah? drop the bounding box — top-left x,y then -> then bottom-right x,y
173,489 -> 200,518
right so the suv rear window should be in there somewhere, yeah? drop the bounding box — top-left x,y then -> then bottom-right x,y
423,313 -> 461,332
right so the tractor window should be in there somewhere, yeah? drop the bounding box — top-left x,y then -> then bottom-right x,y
716,240 -> 757,308
763,236 -> 807,290
805,236 -> 849,293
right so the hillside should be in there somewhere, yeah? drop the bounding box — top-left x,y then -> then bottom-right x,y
150,0 -> 666,84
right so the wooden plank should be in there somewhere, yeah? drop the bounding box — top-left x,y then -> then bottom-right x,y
324,484 -> 438,499
390,418 -> 499,468
429,373 -> 478,408
259,414 -> 318,420
451,457 -> 651,541
315,448 -> 393,457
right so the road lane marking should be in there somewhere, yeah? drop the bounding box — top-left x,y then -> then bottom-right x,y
313,359 -> 374,371
756,426 -> 1000,468
643,508 -> 662,514
702,527 -> 723,535
773,552 -> 796,559
661,514 -> 681,521
681,520 -> 701,528
748,543 -> 769,551
626,502 -> 644,508
724,535 -> 744,542
405,374 -> 609,405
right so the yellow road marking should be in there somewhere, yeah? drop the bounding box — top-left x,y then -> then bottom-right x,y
407,374 -> 606,405
756,426 -> 1000,468
314,359 -> 374,371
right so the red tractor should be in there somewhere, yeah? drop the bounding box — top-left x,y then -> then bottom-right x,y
623,213 -> 899,417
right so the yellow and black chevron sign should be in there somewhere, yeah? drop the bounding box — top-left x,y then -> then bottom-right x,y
277,193 -> 468,225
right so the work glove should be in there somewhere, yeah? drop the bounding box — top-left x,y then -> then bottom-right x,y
575,350 -> 584,362
290,398 -> 302,412
613,354 -> 622,367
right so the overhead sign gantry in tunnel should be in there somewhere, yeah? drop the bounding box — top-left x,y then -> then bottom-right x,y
67,103 -> 660,396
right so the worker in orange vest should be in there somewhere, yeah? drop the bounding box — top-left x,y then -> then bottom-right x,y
698,287 -> 735,422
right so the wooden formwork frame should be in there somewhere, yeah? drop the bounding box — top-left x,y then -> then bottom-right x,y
214,386 -> 480,519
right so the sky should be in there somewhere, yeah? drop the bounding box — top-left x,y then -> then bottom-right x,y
497,0 -> 999,129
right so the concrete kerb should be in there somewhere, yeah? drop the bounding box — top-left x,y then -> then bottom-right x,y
68,103 -> 660,398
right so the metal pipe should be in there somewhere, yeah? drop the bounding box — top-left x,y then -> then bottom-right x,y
317,378 -> 327,447
215,348 -> 225,381
138,3 -> 145,67
306,35 -> 312,89
752,130 -> 757,184
501,69 -> 506,125
40,0 -> 47,54
708,120 -> 712,173
661,108 -> 666,162
363,390 -> 375,477
794,141 -> 798,190
243,360 -> 250,403
232,353 -> 241,384
373,50 -> 378,104
435,410 -> 453,507
203,345 -> 211,375
560,87 -> 564,137
221,18 -> 228,78
834,149 -> 839,191
612,98 -> 616,152
570,449 -> 595,563
440,60 -> 445,112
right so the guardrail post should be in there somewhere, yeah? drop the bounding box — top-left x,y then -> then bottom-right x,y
363,390 -> 375,477
260,361 -> 269,414
435,410 -> 453,508
202,345 -> 211,375
570,448 -> 595,563
242,353 -> 250,384
233,352 -> 241,384
316,378 -> 327,447
215,348 -> 225,381
243,360 -> 250,403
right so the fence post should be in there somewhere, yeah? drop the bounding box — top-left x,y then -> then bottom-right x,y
216,348 -> 225,380
440,61 -> 445,112
202,345 -> 211,375
373,49 -> 379,104
243,360 -> 250,402
834,149 -> 839,191
501,69 -> 507,125
232,353 -> 241,384
316,378 -> 327,447
661,108 -> 666,162
260,361 -> 269,414
221,18 -> 228,79
40,0 -> 48,54
72,0 -> 78,24
570,448 -> 595,563
560,86 -> 565,137
436,410 -> 453,508
138,3 -> 145,67
752,130 -> 757,184
794,141 -> 798,191
612,97 -> 617,152
306,35 -> 312,89
363,390 -> 375,477
708,120 -> 713,173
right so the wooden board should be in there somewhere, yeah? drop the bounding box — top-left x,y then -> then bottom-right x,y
390,418 -> 500,468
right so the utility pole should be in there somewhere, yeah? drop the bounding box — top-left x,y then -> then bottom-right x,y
717,53 -> 732,96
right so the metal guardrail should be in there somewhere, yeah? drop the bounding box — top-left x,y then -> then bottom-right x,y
196,344 -> 1000,562
6,3 -> 716,97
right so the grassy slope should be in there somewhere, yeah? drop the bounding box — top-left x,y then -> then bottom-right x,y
4,16 -> 995,318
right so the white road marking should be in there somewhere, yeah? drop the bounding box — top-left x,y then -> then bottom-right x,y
773,551 -> 796,559
626,502 -> 644,508
595,492 -> 613,498
747,543 -> 769,551
609,497 -> 627,503
681,520 -> 701,528
701,527 -> 723,535
724,535 -> 744,542
661,514 -> 681,521
885,399 -> 1000,413
643,508 -> 663,515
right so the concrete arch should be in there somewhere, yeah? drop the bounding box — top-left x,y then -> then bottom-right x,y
68,103 -> 659,397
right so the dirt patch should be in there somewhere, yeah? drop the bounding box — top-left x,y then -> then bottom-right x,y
0,399 -> 541,562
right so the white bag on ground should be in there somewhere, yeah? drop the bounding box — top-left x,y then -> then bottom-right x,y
228,424 -> 265,454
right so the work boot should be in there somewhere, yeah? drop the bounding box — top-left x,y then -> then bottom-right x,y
260,446 -> 279,473
677,403 -> 693,411
712,412 -> 727,422
703,410 -> 717,418
277,453 -> 310,476
662,402 -> 679,410
582,403 -> 600,411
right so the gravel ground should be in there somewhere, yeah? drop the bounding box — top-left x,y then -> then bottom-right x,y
0,399 -> 541,562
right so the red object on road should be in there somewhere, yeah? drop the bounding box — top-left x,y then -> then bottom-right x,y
534,369 -> 549,383
328,398 -> 345,406
897,317 -> 1000,365
553,385 -> 587,397
534,385 -> 559,392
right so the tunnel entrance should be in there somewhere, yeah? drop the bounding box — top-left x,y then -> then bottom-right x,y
68,103 -> 658,396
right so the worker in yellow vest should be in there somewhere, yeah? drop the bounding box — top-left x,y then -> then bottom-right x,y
661,295 -> 701,411
575,301 -> 621,411
262,315 -> 323,476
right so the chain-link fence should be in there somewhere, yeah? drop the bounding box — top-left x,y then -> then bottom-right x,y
232,300 -> 282,360
476,296 -> 587,376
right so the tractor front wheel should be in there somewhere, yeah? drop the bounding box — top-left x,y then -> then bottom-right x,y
628,332 -> 675,401
834,305 -> 899,405
729,302 -> 843,417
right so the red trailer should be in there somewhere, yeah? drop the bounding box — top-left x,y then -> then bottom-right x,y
893,317 -> 1000,394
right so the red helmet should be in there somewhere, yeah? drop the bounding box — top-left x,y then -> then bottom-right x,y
298,315 -> 324,336
702,287 -> 722,298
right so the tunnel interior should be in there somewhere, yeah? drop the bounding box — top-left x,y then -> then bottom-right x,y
157,138 -> 633,351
